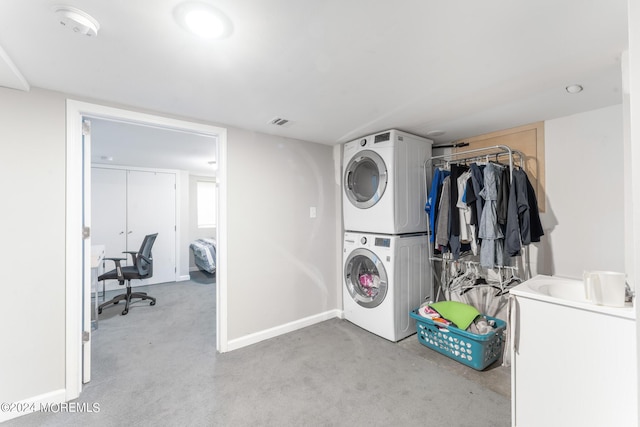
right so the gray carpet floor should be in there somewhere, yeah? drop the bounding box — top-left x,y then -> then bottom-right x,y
6,276 -> 510,426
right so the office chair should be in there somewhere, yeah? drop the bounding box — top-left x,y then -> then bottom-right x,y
98,233 -> 158,316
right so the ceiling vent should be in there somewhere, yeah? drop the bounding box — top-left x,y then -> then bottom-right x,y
269,117 -> 290,127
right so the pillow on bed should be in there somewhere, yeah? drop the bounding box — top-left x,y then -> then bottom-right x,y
428,301 -> 481,330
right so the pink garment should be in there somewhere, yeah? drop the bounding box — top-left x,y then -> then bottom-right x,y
359,273 -> 380,297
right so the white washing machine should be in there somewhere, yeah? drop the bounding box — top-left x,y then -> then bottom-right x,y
342,231 -> 430,342
343,129 -> 432,234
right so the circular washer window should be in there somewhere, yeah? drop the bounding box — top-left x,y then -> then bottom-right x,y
344,248 -> 388,308
344,150 -> 388,209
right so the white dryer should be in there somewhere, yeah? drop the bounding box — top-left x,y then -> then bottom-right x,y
342,231 -> 430,342
343,129 -> 432,234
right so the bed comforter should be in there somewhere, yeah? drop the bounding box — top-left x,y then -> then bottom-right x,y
190,238 -> 216,274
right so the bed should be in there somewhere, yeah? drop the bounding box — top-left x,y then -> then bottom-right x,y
190,238 -> 217,274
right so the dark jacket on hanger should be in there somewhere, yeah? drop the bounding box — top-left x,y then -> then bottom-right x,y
524,172 -> 544,243
469,163 -> 485,238
506,168 -> 530,256
497,166 -> 510,225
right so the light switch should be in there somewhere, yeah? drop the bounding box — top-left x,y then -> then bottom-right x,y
310,206 -> 317,218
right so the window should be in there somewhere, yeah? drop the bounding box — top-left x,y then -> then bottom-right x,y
197,181 -> 216,228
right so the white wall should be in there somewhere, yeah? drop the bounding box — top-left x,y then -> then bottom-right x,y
0,85 -> 339,412
537,104 -> 624,279
0,88 -> 67,404
0,85 -> 622,415
226,128 -> 338,341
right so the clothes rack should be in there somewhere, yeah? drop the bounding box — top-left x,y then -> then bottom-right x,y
423,144 -> 531,304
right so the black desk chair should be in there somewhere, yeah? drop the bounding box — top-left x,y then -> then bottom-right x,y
98,233 -> 158,316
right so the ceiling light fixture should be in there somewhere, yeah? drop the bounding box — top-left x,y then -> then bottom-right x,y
426,130 -> 446,138
54,6 -> 100,37
565,84 -> 584,94
174,2 -> 233,40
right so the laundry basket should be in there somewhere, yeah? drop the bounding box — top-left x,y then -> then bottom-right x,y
409,309 -> 506,371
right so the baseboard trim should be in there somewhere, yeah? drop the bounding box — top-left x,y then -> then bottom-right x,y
226,309 -> 341,352
0,389 -> 66,423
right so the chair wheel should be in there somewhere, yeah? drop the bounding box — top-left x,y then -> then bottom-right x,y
150,301 -> 156,306
98,308 -> 102,314
122,309 -> 128,315
114,301 -> 120,305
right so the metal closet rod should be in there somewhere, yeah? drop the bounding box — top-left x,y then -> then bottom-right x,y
424,145 -> 526,180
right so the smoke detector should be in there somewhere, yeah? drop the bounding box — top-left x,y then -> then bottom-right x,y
54,6 -> 100,37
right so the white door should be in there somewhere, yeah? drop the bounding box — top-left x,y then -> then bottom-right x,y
91,168 -> 176,288
127,170 -> 176,285
92,167 -> 128,291
82,119 -> 92,383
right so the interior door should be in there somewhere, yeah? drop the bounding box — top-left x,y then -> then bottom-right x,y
127,170 -> 176,285
91,167 -> 128,291
82,119 -> 92,384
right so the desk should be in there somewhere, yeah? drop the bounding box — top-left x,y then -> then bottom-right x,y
91,245 -> 105,330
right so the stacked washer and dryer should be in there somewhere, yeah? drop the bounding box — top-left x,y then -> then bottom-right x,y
342,129 -> 433,342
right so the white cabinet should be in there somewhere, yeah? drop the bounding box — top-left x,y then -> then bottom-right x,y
92,167 -> 176,290
510,276 -> 637,427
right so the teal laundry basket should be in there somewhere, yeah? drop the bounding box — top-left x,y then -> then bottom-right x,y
409,309 -> 506,371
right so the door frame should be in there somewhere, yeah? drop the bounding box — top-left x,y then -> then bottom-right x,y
65,99 -> 228,400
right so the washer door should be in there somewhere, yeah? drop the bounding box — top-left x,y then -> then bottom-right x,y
344,150 -> 388,209
344,248 -> 388,308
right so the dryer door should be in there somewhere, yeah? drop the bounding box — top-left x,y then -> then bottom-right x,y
344,248 -> 388,308
344,150 -> 388,209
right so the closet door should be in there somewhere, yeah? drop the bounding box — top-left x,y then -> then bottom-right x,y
91,167 -> 128,262
127,170 -> 176,286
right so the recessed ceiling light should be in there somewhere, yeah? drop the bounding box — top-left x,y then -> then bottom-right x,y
100,155 -> 113,161
565,84 -> 584,94
207,160 -> 216,165
54,6 -> 100,37
174,2 -> 233,40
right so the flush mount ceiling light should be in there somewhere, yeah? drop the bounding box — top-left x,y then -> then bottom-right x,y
174,2 -> 233,39
565,84 -> 584,94
426,130 -> 446,138
54,6 -> 100,37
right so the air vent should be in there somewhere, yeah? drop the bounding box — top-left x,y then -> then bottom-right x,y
269,117 -> 290,126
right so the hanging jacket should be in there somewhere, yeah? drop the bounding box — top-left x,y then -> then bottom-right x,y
469,163 -> 485,239
425,168 -> 450,243
506,168 -> 530,256
524,172 -> 544,243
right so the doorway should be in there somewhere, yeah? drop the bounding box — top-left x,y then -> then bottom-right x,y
65,100 -> 228,401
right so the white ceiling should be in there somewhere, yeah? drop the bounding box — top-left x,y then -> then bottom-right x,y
90,118 -> 218,175
0,0 -> 629,152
